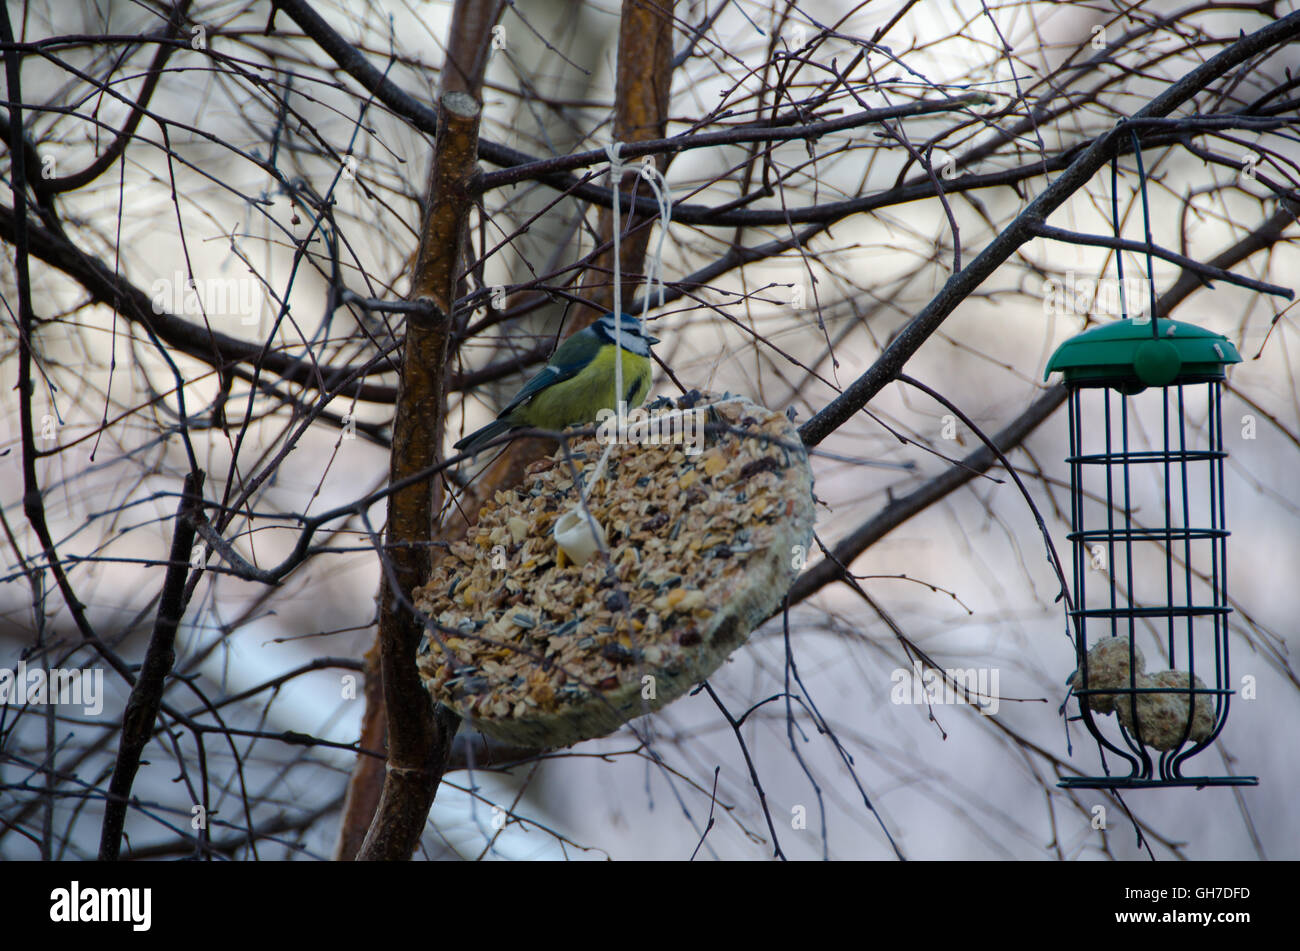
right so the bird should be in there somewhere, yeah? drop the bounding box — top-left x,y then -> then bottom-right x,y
453,311 -> 658,456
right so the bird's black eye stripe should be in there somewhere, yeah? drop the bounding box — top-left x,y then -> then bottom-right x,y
597,318 -> 642,344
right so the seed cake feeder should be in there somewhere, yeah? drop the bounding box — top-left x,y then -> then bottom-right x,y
415,392 -> 815,748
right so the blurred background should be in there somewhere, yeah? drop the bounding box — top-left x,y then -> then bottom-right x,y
1,0 -> 1297,859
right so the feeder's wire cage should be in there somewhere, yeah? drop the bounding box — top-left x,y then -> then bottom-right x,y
1050,134 -> 1259,790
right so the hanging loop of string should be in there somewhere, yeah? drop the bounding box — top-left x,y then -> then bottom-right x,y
604,140 -> 627,410
576,141 -> 675,501
638,156 -> 673,322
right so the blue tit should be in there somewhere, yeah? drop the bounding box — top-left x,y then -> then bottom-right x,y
454,311 -> 658,456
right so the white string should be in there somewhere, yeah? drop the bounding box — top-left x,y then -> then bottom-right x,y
561,141 -> 627,531
604,140 -> 625,414
638,158 -> 673,323
560,146 -> 680,566
575,143 -> 677,509
582,441 -> 616,505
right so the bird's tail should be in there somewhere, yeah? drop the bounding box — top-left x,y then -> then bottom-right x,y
453,418 -> 514,456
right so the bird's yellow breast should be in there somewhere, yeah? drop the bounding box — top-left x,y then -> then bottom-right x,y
509,346 -> 651,430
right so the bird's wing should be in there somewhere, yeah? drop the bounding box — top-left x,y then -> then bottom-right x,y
496,331 -> 597,418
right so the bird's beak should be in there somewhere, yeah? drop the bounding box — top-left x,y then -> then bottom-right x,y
646,334 -> 660,345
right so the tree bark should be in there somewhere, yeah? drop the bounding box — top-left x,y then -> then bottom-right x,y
354,90 -> 481,861
337,0 -> 505,860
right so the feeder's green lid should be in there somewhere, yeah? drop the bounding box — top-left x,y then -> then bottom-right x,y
1044,318 -> 1241,391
